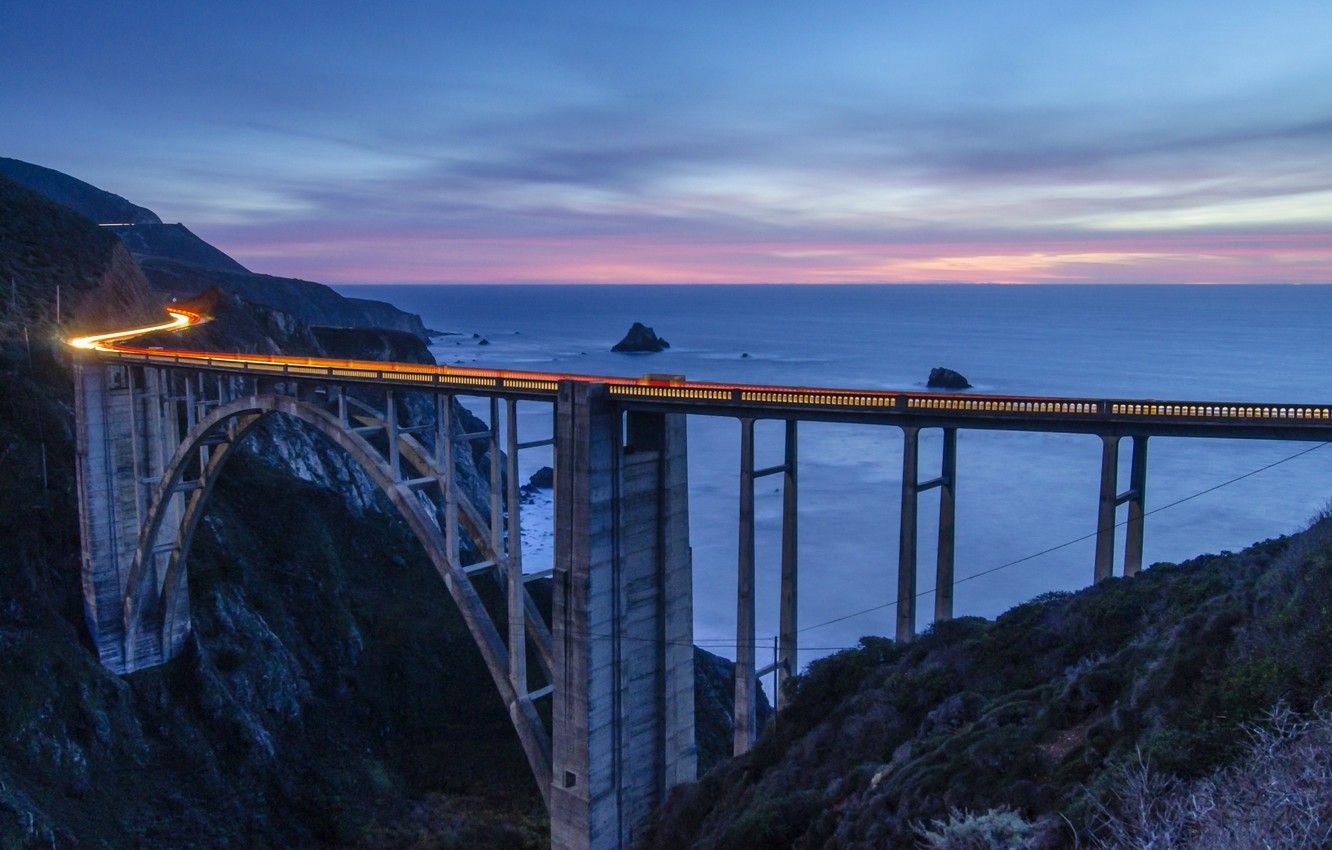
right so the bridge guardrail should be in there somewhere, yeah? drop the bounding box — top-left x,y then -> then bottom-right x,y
85,341 -> 1332,428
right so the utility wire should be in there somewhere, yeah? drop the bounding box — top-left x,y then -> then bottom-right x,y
567,439 -> 1329,652
791,439 -> 1331,639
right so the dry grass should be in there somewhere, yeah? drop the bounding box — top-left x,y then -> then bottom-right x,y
1094,704 -> 1332,850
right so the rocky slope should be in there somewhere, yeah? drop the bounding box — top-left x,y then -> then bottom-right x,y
109,222 -> 250,273
141,258 -> 431,338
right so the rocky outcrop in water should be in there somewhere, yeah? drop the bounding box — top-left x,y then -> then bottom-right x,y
927,366 -> 972,389
612,322 -> 670,352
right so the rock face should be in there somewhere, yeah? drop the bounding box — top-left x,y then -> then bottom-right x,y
139,260 -> 431,339
612,322 -> 670,353
927,366 -> 972,389
527,466 -> 555,489
693,648 -> 773,775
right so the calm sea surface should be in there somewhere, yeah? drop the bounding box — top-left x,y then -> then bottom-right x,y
335,284 -> 1332,667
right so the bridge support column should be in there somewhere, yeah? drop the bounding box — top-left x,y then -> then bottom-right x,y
1094,434 -> 1120,583
505,399 -> 527,695
776,420 -> 798,711
552,382 -> 695,850
897,426 -> 920,643
1123,436 -> 1148,577
933,428 -> 957,623
734,418 -> 757,754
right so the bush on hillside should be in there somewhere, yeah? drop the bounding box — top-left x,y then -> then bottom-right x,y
917,807 -> 1041,850
1093,704 -> 1332,850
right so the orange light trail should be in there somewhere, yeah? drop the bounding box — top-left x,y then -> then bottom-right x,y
62,307 -> 1029,402
64,309 -> 1332,428
68,309 -> 201,350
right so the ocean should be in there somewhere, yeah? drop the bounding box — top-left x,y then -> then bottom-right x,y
334,284 -> 1332,668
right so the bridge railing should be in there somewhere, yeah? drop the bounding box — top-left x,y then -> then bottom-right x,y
84,345 -> 1332,426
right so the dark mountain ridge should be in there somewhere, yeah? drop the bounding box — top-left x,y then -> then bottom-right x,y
2,156 -> 427,339
0,157 -> 160,226
109,222 -> 250,273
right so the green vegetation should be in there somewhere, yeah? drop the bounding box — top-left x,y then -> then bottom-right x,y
640,515 -> 1332,848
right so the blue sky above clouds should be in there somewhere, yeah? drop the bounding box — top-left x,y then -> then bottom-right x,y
4,1 -> 1331,282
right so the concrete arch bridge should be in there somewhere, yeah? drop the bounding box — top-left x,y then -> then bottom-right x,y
70,310 -> 1332,849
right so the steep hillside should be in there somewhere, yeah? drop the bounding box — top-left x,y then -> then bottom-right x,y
0,175 -> 160,335
109,222 -> 250,273
3,157 -> 426,339
140,258 -> 431,338
0,158 -> 160,225
640,516 -> 1332,849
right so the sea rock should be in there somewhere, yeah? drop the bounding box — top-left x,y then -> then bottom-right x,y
612,322 -> 670,353
927,367 -> 972,389
527,466 -> 554,489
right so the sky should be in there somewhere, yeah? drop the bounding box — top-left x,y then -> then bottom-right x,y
3,1 -> 1332,284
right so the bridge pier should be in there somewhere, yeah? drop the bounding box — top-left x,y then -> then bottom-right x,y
897,426 -> 958,642
733,418 -> 800,752
897,426 -> 920,643
552,382 -> 695,850
1094,434 -> 1149,582
75,362 -> 180,672
776,419 -> 798,711
1123,436 -> 1149,577
734,418 -> 757,755
934,428 -> 957,623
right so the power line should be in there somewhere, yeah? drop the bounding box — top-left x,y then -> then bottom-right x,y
566,438 -> 1329,652
792,439 -> 1330,639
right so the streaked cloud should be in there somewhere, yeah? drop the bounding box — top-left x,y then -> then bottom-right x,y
3,0 -> 1330,283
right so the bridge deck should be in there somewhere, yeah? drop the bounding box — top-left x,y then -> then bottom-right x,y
71,309 -> 1332,441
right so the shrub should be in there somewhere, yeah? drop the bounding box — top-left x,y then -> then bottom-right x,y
917,807 -> 1039,850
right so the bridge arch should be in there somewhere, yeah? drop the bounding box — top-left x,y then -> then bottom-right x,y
120,392 -> 552,802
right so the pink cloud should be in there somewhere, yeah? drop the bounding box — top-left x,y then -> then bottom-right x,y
212,229 -> 1332,285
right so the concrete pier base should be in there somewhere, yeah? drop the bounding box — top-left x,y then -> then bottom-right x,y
551,382 -> 696,850
75,362 -> 174,672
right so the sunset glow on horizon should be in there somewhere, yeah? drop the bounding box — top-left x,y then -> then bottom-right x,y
5,1 -> 1332,285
